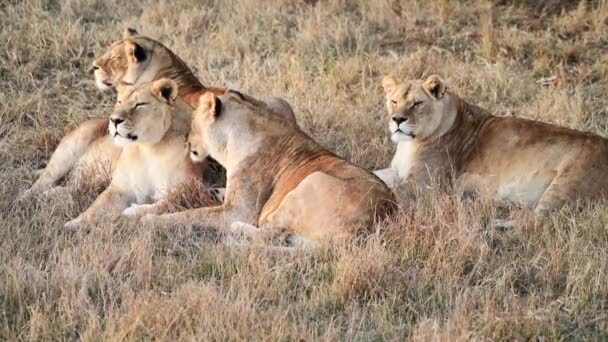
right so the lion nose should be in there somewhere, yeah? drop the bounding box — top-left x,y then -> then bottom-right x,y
110,117 -> 125,127
392,116 -> 407,125
89,64 -> 99,75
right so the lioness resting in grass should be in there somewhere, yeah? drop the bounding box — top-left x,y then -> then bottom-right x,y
64,79 -> 203,229
374,74 -> 608,215
144,90 -> 397,248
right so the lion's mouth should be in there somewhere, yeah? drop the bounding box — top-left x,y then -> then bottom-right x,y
394,129 -> 415,138
114,132 -> 138,141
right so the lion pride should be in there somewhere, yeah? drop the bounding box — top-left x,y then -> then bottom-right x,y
20,28 -> 294,201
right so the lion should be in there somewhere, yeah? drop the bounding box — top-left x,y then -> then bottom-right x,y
374,74 -> 608,215
20,28 -> 295,201
143,90 -> 397,248
64,79 -> 204,228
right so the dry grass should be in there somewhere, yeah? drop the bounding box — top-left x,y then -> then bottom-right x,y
2,0 -> 608,340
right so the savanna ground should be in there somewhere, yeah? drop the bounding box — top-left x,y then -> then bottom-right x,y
2,0 -> 608,340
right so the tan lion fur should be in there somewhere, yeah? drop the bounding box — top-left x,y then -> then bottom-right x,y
375,75 -> 608,215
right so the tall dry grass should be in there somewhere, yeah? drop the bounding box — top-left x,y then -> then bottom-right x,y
1,0 -> 608,339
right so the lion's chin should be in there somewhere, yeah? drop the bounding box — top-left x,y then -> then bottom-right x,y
112,135 -> 136,147
390,131 -> 415,143
190,152 -> 206,163
95,70 -> 114,92
94,76 -> 113,92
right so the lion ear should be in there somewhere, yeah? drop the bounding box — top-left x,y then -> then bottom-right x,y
125,41 -> 147,63
422,75 -> 447,99
123,27 -> 139,39
198,93 -> 222,118
152,78 -> 178,104
382,75 -> 400,96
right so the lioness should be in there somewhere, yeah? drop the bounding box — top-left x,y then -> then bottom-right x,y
64,79 -> 201,228
374,74 -> 608,214
145,90 -> 396,247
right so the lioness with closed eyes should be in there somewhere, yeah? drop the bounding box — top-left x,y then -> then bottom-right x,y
375,74 -> 608,215
64,79 -> 203,228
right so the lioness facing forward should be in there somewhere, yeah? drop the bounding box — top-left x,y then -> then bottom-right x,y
146,90 -> 396,247
64,79 -> 203,228
375,74 -> 608,215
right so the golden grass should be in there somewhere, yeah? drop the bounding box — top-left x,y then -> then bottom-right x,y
2,0 -> 608,339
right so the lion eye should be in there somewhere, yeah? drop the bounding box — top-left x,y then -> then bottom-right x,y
412,100 -> 423,108
391,100 -> 397,105
133,102 -> 148,109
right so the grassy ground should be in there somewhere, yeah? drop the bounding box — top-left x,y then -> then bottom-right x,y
2,0 -> 608,340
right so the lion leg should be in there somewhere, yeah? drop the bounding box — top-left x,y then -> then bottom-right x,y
534,174 -> 576,217
64,185 -> 131,229
532,159 -> 601,218
227,221 -> 316,251
69,134 -> 120,190
142,204 -> 255,230
229,221 -> 262,239
264,171 -> 362,244
284,233 -> 317,250
41,186 -> 74,203
122,200 -> 171,218
21,118 -> 109,200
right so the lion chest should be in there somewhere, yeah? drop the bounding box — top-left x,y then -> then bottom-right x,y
390,140 -> 418,181
113,144 -> 190,202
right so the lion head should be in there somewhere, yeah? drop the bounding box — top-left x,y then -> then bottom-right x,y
187,90 -> 281,165
109,78 -> 178,147
92,28 -> 178,92
382,74 -> 456,143
188,90 -> 239,164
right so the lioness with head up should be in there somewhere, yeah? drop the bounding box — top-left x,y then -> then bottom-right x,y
375,74 -> 608,215
64,79 -> 202,228
145,90 -> 396,248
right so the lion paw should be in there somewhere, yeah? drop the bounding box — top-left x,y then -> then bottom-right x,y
229,221 -> 260,240
123,203 -> 155,217
64,218 -> 83,230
